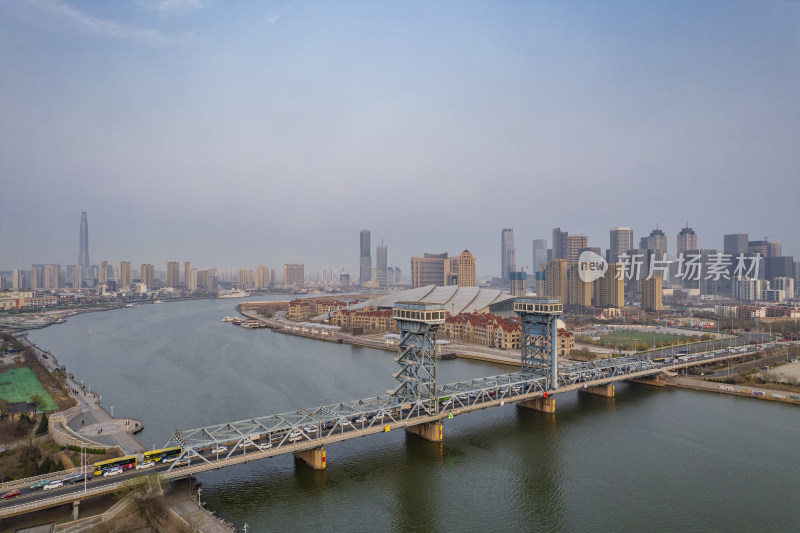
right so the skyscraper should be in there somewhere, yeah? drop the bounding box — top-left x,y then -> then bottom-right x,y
167,262 -> 180,288
677,226 -> 698,256
360,230 -> 371,285
120,262 -> 132,289
99,260 -> 108,284
376,242 -> 388,287
609,227 -> 633,262
642,228 -> 668,256
457,250 -> 476,287
284,263 -> 305,286
544,259 -> 568,303
77,212 -> 90,282
532,239 -> 547,273
141,264 -> 154,290
501,228 -> 516,283
184,262 -> 191,289
565,235 -> 588,263
72,265 -> 82,289
552,228 -> 566,260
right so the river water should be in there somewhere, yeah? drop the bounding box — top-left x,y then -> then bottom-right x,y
29,298 -> 800,532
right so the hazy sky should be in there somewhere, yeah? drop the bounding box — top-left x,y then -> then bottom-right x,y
1,0 -> 798,278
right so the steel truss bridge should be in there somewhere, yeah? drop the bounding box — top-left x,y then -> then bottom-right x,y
0,298 -> 769,520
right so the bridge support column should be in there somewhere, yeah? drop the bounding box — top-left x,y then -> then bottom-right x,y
73,500 -> 80,520
580,384 -> 615,397
519,397 -> 555,413
294,446 -> 326,470
405,421 -> 443,442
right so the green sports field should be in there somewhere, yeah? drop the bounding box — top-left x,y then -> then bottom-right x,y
596,330 -> 686,349
0,367 -> 58,411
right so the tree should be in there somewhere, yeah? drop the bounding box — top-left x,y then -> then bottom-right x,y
29,394 -> 46,411
36,413 -> 49,436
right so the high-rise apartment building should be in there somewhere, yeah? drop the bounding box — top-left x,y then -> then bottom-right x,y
676,226 -> 698,256
72,265 -> 82,289
30,267 -> 43,290
641,275 -> 663,311
284,263 -> 305,286
238,269 -> 254,288
457,250 -> 476,287
501,228 -> 516,283
166,262 -> 180,288
565,235 -> 588,263
376,242 -> 388,287
12,269 -> 23,290
609,227 -> 634,263
140,264 -> 154,290
544,259 -> 568,303
77,212 -> 90,282
44,264 -> 60,289
184,262 -> 191,289
120,261 -> 132,289
256,265 -> 270,289
99,261 -> 108,284
568,262 -> 591,307
594,263 -> 624,308
509,270 -> 527,296
360,230 -> 371,285
768,242 -> 782,257
773,277 -> 795,299
187,269 -> 197,292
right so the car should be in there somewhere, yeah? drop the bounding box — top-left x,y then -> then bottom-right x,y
322,421 -> 336,430
69,474 -> 93,484
353,416 -> 367,424
1,490 -> 20,500
103,467 -> 123,477
136,460 -> 155,470
255,442 -> 272,450
30,480 -> 51,490
43,480 -> 64,491
287,431 -> 303,442
61,473 -> 83,483
211,446 -> 228,454
303,424 -> 318,433
162,456 -> 178,463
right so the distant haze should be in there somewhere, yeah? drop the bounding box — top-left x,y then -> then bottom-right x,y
1,1 -> 798,277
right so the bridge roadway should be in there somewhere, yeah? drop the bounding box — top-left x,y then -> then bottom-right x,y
0,344 -> 773,520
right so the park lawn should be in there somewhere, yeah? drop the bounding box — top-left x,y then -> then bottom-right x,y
597,331 -> 686,349
0,367 -> 59,411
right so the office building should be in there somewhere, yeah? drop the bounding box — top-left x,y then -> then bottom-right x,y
141,264 -> 154,290
166,262 -> 180,288
544,259 -> 568,303
284,263 -> 305,286
768,242 -> 782,257
360,230 -> 371,285
552,228 -> 566,260
676,226 -> 698,256
457,250 -> 476,287
376,242 -> 388,287
609,227 -> 634,263
641,275 -> 663,311
641,228 -> 668,256
120,261 -> 132,289
766,256 -> 794,281
501,228 -> 516,283
77,211 -> 90,282
748,240 -> 768,258
411,253 -> 448,288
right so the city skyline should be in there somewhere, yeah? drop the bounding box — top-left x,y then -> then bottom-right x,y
1,2 -> 798,276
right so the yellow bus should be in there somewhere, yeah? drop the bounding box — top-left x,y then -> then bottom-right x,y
142,446 -> 181,463
93,454 -> 137,476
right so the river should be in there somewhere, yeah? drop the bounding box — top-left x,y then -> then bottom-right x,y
29,297 -> 800,532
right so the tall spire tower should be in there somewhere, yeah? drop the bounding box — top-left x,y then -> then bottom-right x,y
78,211 -> 90,282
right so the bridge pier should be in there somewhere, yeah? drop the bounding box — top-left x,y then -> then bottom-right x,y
294,446 -> 326,470
405,421 -> 443,442
73,500 -> 80,520
580,383 -> 615,397
518,396 -> 555,413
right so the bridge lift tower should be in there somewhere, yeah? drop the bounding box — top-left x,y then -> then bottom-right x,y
391,302 -> 446,412
514,298 -> 563,390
